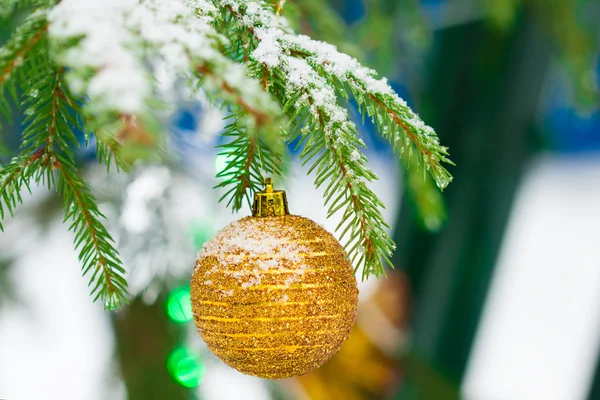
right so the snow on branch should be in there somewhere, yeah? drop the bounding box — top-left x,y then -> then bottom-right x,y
0,0 -> 453,305
211,0 -> 452,277
48,0 -> 283,136
217,0 -> 452,190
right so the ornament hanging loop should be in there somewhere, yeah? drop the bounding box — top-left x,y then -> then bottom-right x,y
252,177 -> 289,217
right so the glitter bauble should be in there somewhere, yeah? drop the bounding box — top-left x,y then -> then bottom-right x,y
190,213 -> 359,379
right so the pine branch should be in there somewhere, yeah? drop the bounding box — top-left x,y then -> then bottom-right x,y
0,0 -> 454,308
0,10 -> 51,231
54,154 -> 128,309
353,87 -> 454,189
39,67 -> 129,309
0,9 -> 47,120
49,0 -> 286,198
293,95 -> 394,278
215,112 -> 283,211
49,0 -> 286,148
211,0 -> 422,277
1,15 -> 129,308
94,134 -> 128,172
203,55 -> 286,212
284,32 -> 453,188
50,76 -> 129,173
0,149 -> 45,231
283,0 -> 448,232
194,61 -> 284,152
216,0 -> 453,189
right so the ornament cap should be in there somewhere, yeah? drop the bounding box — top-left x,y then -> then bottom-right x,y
252,177 -> 289,217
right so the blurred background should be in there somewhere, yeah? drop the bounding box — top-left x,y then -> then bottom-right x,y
1,0 -> 599,399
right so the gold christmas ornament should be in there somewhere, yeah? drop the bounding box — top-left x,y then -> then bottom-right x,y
191,178 -> 359,379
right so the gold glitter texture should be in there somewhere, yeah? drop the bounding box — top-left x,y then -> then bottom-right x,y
191,215 -> 359,379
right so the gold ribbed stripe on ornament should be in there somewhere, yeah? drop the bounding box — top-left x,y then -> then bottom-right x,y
191,215 -> 359,379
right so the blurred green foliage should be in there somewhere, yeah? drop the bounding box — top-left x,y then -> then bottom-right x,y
485,0 -> 599,107
395,351 -> 460,400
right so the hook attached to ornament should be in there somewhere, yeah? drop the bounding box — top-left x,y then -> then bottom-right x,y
252,177 -> 290,218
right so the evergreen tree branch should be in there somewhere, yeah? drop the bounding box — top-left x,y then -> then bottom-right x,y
214,0 -> 453,189
49,0 -> 286,202
215,112 -> 283,211
0,149 -> 45,231
287,31 -> 454,189
283,0 -> 448,232
94,134 -> 128,172
1,15 -> 129,308
54,155 -> 128,309
297,93 -> 394,278
50,73 -> 129,173
212,0 -> 408,277
194,62 -> 283,151
49,0 -> 286,150
0,0 -> 454,308
0,10 -> 51,230
201,57 -> 286,212
0,9 -> 47,120
351,87 -> 454,189
42,67 -> 128,309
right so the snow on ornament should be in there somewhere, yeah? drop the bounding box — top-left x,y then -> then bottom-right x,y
190,178 -> 359,379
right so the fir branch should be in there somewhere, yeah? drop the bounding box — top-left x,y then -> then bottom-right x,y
49,0 -> 285,146
94,134 -> 128,172
3,21 -> 129,308
213,0 -> 419,277
0,0 -> 453,308
200,55 -> 286,211
49,0 -> 286,188
0,9 -> 47,120
215,0 -> 453,189
42,79 -> 129,172
194,62 -> 282,147
54,154 -> 128,309
297,94 -> 394,278
351,87 -> 454,189
284,32 -> 453,188
68,113 -> 131,174
215,112 -> 283,211
40,68 -> 129,309
0,149 -> 45,231
0,9 -> 51,232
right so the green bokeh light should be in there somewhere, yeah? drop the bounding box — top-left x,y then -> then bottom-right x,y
166,285 -> 193,323
167,347 -> 205,388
